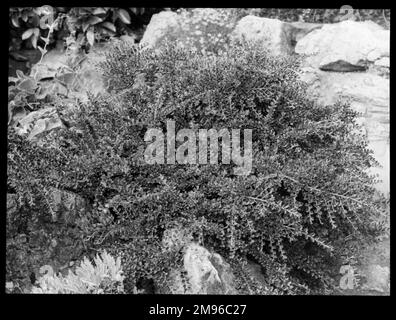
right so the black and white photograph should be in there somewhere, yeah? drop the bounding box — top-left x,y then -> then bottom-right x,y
6,6 -> 390,300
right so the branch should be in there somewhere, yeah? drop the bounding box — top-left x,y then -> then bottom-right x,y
277,173 -> 382,213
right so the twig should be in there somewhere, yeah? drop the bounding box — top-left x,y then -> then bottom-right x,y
278,173 -> 385,217
250,171 -> 382,215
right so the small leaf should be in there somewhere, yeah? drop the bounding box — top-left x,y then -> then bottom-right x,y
31,28 -> 40,48
21,28 -> 34,40
82,22 -> 90,33
117,9 -> 131,24
16,70 -> 25,79
93,7 -> 107,15
86,29 -> 95,46
31,14 -> 40,27
87,16 -> 103,25
99,28 -> 116,37
28,118 -> 47,140
12,105 -> 27,121
22,12 -> 28,22
18,78 -> 37,92
11,15 -> 20,28
101,21 -> 116,33
31,34 -> 38,48
56,72 -> 76,85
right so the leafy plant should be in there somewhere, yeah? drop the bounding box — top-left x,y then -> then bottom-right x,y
9,6 -> 59,50
65,7 -> 132,49
8,41 -> 389,294
31,251 -> 125,293
8,12 -> 71,127
10,7 -> 163,53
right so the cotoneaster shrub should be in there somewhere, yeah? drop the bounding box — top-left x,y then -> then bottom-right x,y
7,41 -> 388,294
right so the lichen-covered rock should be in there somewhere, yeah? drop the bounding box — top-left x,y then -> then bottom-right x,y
141,9 -> 236,55
168,243 -> 237,294
231,16 -> 293,56
140,11 -> 181,49
295,20 -> 389,71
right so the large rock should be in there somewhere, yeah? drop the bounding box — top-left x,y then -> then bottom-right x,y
301,71 -> 390,194
140,11 -> 181,48
231,16 -> 323,56
296,21 -> 390,195
141,12 -> 322,56
296,20 -> 389,71
284,21 -> 323,46
231,16 -> 293,56
168,243 -> 237,294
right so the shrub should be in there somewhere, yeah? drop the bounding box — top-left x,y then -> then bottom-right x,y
8,41 -> 388,294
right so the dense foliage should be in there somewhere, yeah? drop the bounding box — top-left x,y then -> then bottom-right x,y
7,41 -> 388,294
9,6 -> 163,52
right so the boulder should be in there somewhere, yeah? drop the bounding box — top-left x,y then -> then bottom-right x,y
168,243 -> 237,294
295,20 -> 389,71
296,20 -> 390,194
284,21 -> 323,46
231,16 -> 293,56
231,17 -> 323,56
299,70 -> 390,194
140,11 -> 181,48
